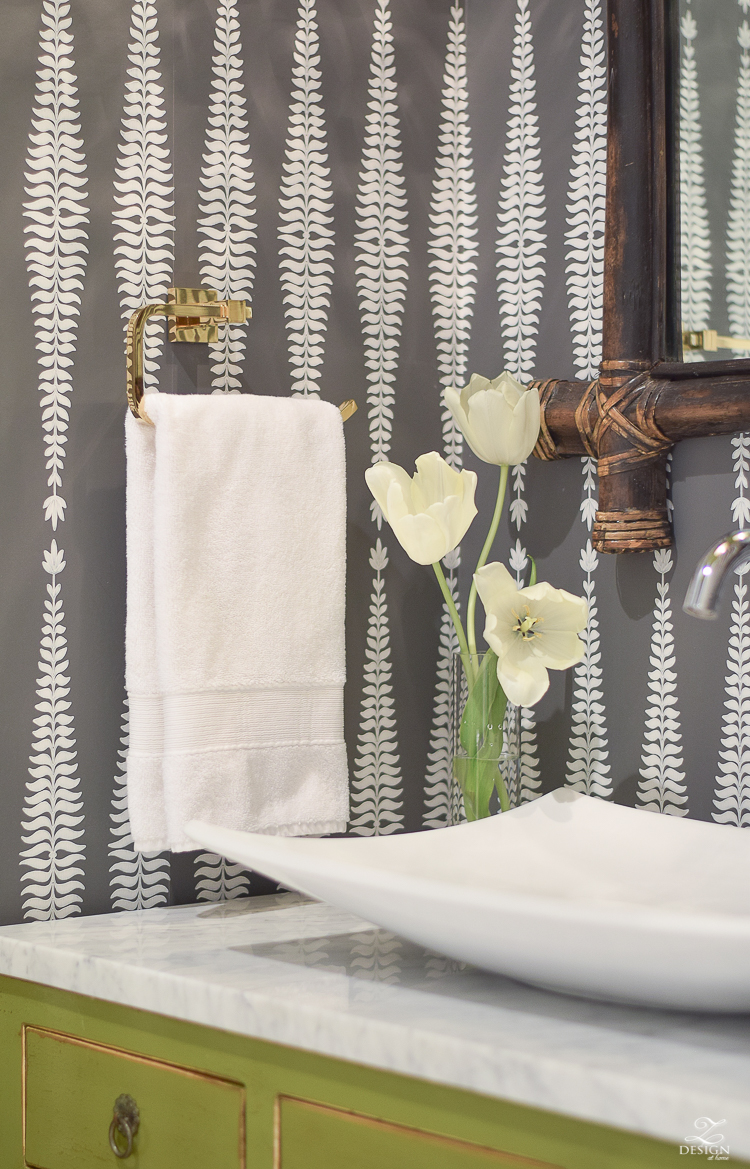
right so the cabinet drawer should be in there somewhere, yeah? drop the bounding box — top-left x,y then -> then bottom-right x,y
23,1026 -> 245,1169
276,1096 -> 562,1169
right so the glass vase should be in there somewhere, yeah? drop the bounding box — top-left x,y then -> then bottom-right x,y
452,651 -> 521,821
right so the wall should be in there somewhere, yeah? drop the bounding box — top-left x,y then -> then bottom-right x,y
0,0 -> 745,926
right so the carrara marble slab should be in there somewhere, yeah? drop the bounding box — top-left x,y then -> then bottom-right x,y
1,898 -> 749,1157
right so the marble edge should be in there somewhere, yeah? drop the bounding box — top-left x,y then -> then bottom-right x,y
1,934 -> 748,1157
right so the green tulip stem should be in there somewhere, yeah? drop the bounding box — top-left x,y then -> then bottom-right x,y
432,561 -> 475,687
496,772 -> 511,813
467,463 -> 509,659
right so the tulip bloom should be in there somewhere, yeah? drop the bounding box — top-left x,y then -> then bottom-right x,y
365,452 -> 478,566
474,562 -> 587,707
444,371 -> 541,466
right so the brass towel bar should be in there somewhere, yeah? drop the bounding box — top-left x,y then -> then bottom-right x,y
126,287 -> 357,424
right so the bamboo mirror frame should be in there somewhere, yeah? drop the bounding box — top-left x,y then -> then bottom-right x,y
533,0 -> 750,553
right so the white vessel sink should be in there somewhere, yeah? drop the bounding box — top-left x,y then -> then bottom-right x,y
186,789 -> 750,1012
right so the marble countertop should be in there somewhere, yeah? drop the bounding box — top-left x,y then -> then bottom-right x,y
1,895 -> 749,1158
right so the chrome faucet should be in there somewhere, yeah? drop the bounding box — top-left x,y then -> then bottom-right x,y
683,530 -> 750,619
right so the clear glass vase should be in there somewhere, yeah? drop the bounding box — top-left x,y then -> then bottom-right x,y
452,651 -> 521,821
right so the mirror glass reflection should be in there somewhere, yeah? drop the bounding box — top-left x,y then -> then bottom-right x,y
679,0 -> 750,361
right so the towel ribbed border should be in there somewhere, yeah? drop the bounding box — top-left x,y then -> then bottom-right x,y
128,687 -> 344,755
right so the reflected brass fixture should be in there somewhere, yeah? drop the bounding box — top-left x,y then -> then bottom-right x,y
683,329 -> 750,353
126,287 -> 356,425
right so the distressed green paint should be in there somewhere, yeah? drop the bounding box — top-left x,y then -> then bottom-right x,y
0,974 -> 745,1169
24,1027 -> 244,1168
278,1095 -> 560,1167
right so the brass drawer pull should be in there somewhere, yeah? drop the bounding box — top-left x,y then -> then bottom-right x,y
108,1094 -> 140,1159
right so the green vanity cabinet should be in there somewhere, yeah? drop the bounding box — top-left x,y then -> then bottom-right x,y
0,973 -> 741,1169
23,1025 -> 245,1169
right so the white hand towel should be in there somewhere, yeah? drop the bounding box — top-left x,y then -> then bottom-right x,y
125,393 -> 350,853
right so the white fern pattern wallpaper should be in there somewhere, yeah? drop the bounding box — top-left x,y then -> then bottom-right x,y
0,0 -> 747,923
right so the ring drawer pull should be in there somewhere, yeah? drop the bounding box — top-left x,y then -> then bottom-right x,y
108,1094 -> 140,1159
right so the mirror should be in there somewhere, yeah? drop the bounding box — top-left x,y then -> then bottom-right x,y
679,0 -> 750,359
533,0 -> 750,554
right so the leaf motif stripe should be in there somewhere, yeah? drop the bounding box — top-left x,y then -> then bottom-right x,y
113,0 -> 175,395
278,0 -> 334,398
424,5 -> 477,828
680,7 -> 711,353
637,546 -> 688,816
497,0 -> 544,804
108,0 -> 174,908
352,0 -> 407,836
21,0 -> 88,920
198,0 -> 257,398
564,0 -> 611,802
715,4 -> 750,828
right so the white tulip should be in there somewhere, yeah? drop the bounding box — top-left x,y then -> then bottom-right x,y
365,452 -> 478,566
474,562 -> 587,707
444,371 -> 541,466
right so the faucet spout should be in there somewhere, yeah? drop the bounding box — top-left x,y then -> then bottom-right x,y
683,530 -> 750,619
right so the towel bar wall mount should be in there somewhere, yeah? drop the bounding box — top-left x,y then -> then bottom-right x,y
126,287 -> 356,424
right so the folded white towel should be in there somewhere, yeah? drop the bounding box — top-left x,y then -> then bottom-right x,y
125,393 -> 350,853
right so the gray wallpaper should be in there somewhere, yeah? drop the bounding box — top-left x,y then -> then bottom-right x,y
0,0 -> 744,926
